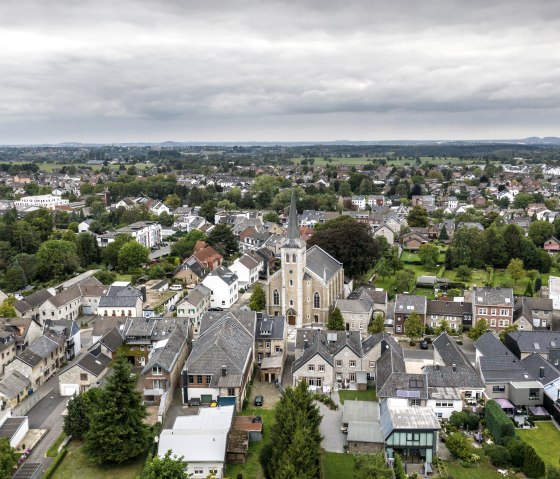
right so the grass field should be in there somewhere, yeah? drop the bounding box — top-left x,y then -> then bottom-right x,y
225,408 -> 276,479
2,161 -> 151,173
322,451 -> 356,479
52,440 -> 146,479
338,389 -> 377,404
517,421 -> 560,469
443,458 -> 505,479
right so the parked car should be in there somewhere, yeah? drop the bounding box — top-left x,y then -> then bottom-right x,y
419,340 -> 429,350
254,395 -> 264,406
169,284 -> 183,291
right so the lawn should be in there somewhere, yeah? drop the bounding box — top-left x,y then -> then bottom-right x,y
442,267 -> 490,288
322,451 -> 355,479
225,408 -> 276,479
46,432 -> 66,458
444,458 -> 505,479
114,273 -> 133,282
52,440 -> 146,479
338,389 -> 377,404
517,421 -> 560,468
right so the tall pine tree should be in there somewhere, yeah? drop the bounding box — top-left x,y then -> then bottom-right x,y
84,356 -> 149,464
327,307 -> 345,330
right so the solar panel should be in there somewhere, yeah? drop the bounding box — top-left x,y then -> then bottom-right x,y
396,389 -> 421,398
534,342 -> 541,350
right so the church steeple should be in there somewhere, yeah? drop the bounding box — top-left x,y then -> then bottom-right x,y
284,190 -> 305,248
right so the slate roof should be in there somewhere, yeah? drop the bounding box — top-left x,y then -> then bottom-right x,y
237,254 -> 259,270
18,333 -> 64,367
77,352 -> 112,376
473,287 -> 514,306
14,289 -> 53,313
475,331 -> 510,357
305,245 -> 343,282
48,285 -> 82,308
394,294 -> 427,315
0,370 -> 30,399
98,327 -> 125,352
98,285 -> 142,308
255,314 -> 285,340
292,330 -> 362,373
206,266 -> 238,285
45,319 -> 79,338
336,298 -> 372,314
427,300 -> 471,316
180,284 -> 211,308
361,332 -> 402,357
176,256 -> 207,279
521,353 -> 560,385
505,331 -> 560,357
184,313 -> 253,386
478,355 -> 532,382
432,332 -> 471,369
142,322 -> 188,374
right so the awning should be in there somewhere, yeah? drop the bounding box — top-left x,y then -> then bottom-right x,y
529,406 -> 549,416
494,398 -> 515,409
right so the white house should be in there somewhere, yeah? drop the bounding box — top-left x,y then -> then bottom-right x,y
97,221 -> 162,249
14,195 -> 69,210
78,219 -> 94,233
177,284 -> 211,338
158,406 -> 235,479
351,196 -> 366,210
229,254 -> 259,289
201,267 -> 239,310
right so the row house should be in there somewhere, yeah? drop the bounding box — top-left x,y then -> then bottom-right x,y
255,314 -> 286,383
426,300 -> 472,332
177,284 -> 211,338
4,332 -> 66,389
14,289 -> 54,323
182,312 -> 254,411
14,194 -> 69,210
472,287 -> 514,332
393,294 -> 427,335
292,329 -> 402,390
0,317 -> 42,354
58,347 -> 112,396
513,297 -> 554,331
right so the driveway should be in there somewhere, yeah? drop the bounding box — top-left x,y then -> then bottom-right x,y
317,393 -> 346,453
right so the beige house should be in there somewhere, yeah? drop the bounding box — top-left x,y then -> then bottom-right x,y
4,332 -> 66,389
266,193 -> 345,328
0,370 -> 31,410
58,349 -> 112,396
177,284 -> 211,338
255,314 -> 286,383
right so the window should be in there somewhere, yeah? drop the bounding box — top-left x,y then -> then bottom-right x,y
396,325 -> 402,332
436,412 -> 443,418
188,375 -> 194,384
490,318 -> 496,327
314,315 -> 319,323
197,375 -> 203,384
285,254 -> 290,263
492,385 -> 505,392
273,290 -> 279,306
206,375 -> 211,383
152,366 -> 162,375
369,361 -> 375,368
227,388 -> 235,396
292,254 -> 296,262
349,360 -> 356,368
529,388 -> 540,400
409,399 -> 421,406
349,373 -> 356,382
335,360 -> 342,367
194,470 -> 203,475
289,280 -> 293,286
265,341 -> 271,348
318,364 -> 325,372
478,308 -> 487,315
314,292 -> 320,308
290,300 -> 294,306
500,309 -> 509,316
210,469 -> 218,475
435,401 -> 454,407
308,365 -> 315,372
80,373 -> 88,381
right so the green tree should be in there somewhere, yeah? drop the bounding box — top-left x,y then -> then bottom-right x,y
499,323 -> 519,343
439,224 -> 450,241
404,311 -> 424,342
100,234 -> 133,267
143,450 -> 191,479
158,211 -> 175,227
63,388 -> 101,438
418,243 -> 440,269
528,220 -> 555,247
407,206 -> 429,227
0,438 -> 17,479
249,283 -> 266,311
455,264 -> 472,282
263,211 -> 280,224
207,224 -> 238,259
117,241 -> 150,272
506,258 -> 525,285
394,269 -> 416,293
308,217 -> 385,278
353,452 -> 392,479
547,466 -> 560,479
94,268 -> 117,285
0,297 -> 17,318
170,230 -> 207,258
369,313 -> 385,334
199,200 -> 217,223
75,232 -> 100,267
36,240 -> 80,280
327,307 -> 345,330
164,193 -> 181,209
84,356 -> 149,464
374,257 -> 391,279
435,319 -> 451,335
468,318 -> 489,340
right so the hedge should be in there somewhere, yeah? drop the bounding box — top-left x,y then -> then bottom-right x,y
42,447 -> 67,479
394,453 -> 406,479
522,444 -> 545,479
484,400 -> 515,444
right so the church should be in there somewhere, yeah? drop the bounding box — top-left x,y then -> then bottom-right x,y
266,192 -> 345,328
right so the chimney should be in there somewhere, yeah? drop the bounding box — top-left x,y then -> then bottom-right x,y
435,362 -> 440,371
540,366 -> 545,379
141,286 -> 147,303
303,339 -> 309,350
452,363 -> 457,373
221,365 -> 227,377
323,266 -> 327,284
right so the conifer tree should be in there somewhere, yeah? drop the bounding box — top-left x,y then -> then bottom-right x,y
84,356 -> 149,464
327,307 -> 345,330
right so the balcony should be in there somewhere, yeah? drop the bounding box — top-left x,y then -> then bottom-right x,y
143,388 -> 164,396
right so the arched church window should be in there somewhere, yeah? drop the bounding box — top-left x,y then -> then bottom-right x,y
273,290 -> 279,306
289,280 -> 293,286
314,292 -> 320,308
292,254 -> 297,262
285,254 -> 290,263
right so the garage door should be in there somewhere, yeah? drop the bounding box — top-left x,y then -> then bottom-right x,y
201,394 -> 213,404
82,305 -> 93,315
61,385 -> 78,396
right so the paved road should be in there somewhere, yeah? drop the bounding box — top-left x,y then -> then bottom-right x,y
318,393 -> 345,453
26,391 -> 66,429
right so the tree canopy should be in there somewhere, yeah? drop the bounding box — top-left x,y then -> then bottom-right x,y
327,307 -> 345,330
249,283 -> 266,311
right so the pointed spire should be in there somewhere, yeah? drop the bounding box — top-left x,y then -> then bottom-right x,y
287,190 -> 300,240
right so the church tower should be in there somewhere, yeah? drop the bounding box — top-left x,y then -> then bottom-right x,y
281,191 -> 306,327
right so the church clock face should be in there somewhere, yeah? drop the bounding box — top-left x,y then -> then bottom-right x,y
289,270 -> 293,274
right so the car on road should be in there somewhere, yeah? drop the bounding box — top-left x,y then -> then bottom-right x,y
254,395 -> 264,406
419,340 -> 429,350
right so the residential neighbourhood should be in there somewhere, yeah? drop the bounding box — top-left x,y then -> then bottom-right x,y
3,145 -> 560,479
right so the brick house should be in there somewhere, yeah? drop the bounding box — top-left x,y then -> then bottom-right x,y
193,241 -> 223,271
472,287 -> 514,332
393,294 -> 427,335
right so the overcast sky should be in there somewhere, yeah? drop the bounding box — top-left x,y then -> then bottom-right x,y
1,0 -> 559,143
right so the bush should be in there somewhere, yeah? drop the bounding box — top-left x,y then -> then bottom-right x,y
485,444 -> 511,468
485,400 -> 515,444
312,393 -> 338,410
522,444 -> 545,479
449,411 -> 480,430
394,453 -> 407,479
445,433 -> 477,462
504,437 -> 527,468
43,448 -> 67,479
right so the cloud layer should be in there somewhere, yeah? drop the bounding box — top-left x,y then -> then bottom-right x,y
0,0 -> 559,142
